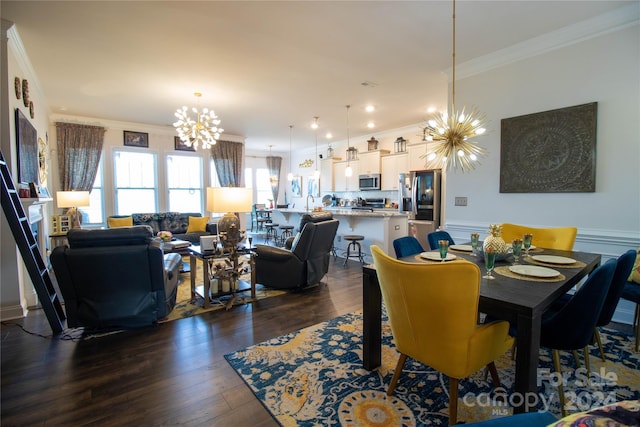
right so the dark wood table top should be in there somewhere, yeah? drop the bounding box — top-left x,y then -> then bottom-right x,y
365,247 -> 601,321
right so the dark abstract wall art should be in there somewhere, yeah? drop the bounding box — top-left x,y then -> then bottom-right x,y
500,102 -> 597,193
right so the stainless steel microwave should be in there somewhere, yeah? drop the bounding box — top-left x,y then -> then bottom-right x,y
359,174 -> 381,191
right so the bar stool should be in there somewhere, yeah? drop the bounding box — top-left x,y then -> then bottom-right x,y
278,225 -> 294,246
343,235 -> 365,266
265,223 -> 279,245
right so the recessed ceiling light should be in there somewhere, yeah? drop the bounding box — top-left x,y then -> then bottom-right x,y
365,105 -> 375,113
367,122 -> 375,129
427,106 -> 437,113
325,132 -> 333,139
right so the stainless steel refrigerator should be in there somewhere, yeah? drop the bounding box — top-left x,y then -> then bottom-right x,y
399,170 -> 442,250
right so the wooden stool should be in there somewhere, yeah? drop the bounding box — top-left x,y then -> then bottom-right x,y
278,225 -> 294,246
343,235 -> 365,266
265,223 -> 279,245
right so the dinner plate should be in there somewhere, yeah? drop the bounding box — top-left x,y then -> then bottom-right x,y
450,244 -> 473,252
531,255 -> 576,265
509,265 -> 561,278
420,252 -> 457,261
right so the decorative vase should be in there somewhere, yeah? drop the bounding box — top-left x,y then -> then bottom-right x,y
483,224 -> 508,254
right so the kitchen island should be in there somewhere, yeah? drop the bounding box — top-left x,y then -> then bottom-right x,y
270,208 -> 409,263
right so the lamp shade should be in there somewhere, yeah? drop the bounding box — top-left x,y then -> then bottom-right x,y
206,187 -> 253,213
56,191 -> 90,208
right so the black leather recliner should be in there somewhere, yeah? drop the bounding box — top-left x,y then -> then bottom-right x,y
51,226 -> 182,329
254,213 -> 339,290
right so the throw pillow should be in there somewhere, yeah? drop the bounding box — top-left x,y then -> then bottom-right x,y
186,216 -> 209,233
107,216 -> 133,228
630,248 -> 640,284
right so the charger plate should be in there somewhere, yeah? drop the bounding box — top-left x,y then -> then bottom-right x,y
531,255 -> 576,265
420,252 -> 457,262
509,265 -> 560,278
450,244 -> 473,252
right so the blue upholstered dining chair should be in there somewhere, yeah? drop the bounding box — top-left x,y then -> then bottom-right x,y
535,260 -> 616,417
392,236 -> 424,259
427,230 -> 455,250
550,250 -> 636,361
621,278 -> 640,352
593,250 -> 637,359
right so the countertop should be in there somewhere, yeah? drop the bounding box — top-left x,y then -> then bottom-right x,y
273,207 -> 409,218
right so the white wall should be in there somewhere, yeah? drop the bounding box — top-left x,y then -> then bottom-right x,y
444,24 -> 640,323
1,22 -> 53,320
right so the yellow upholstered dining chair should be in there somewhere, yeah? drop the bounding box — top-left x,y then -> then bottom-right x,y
500,223 -> 577,251
370,245 -> 515,426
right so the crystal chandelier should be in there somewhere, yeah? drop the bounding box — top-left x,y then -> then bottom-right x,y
173,92 -> 223,150
421,0 -> 487,172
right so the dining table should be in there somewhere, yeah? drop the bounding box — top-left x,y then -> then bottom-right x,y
361,244 -> 601,414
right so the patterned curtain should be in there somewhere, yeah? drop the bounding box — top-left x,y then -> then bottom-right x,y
55,122 -> 105,191
266,156 -> 282,204
211,140 -> 244,186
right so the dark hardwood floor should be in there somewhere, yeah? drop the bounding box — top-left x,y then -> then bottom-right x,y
1,238 -> 364,426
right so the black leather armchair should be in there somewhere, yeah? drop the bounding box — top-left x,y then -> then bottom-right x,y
255,213 -> 339,289
51,226 -> 182,329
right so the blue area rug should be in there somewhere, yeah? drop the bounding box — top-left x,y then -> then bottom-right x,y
225,310 -> 640,426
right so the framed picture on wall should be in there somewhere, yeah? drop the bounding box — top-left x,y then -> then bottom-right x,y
307,176 -> 319,197
291,176 -> 302,197
123,130 -> 149,148
174,136 -> 196,152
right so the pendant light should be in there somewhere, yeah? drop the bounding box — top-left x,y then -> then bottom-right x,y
312,117 -> 320,179
345,105 -> 353,177
287,125 -> 294,181
421,0 -> 487,172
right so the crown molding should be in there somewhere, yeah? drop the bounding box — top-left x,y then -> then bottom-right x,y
452,3 -> 640,80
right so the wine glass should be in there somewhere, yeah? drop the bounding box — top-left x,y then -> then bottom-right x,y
523,234 -> 533,257
248,236 -> 253,249
438,240 -> 450,262
483,249 -> 496,279
512,239 -> 523,265
470,233 -> 480,256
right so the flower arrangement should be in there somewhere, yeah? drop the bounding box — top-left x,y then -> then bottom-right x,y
157,230 -> 173,242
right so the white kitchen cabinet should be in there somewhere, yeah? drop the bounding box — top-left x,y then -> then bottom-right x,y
381,153 -> 408,190
358,149 -> 390,175
407,142 -> 428,171
320,157 -> 341,194
333,160 -> 359,192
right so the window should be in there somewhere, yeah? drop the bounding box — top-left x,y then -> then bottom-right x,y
255,168 -> 271,205
167,154 -> 203,212
79,159 -> 104,224
114,151 -> 157,215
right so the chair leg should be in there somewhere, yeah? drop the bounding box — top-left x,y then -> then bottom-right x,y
583,346 -> 591,378
486,362 -> 501,388
448,377 -> 459,426
552,349 -> 567,418
387,353 -> 407,396
594,327 -> 605,362
572,350 -> 581,368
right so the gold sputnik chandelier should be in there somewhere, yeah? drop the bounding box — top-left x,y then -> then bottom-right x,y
173,92 -> 223,150
421,0 -> 487,172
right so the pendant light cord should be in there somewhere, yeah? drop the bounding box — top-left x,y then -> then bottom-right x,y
452,0 -> 456,113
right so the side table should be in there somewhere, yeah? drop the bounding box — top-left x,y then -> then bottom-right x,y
188,245 -> 256,309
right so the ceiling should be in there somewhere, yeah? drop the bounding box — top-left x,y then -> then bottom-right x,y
2,1 -> 632,153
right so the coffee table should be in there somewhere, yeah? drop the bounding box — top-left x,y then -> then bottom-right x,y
188,245 -> 256,309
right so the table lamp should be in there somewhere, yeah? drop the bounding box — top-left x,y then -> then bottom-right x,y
56,190 -> 90,229
206,187 -> 253,247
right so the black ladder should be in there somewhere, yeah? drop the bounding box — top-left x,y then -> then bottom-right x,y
0,150 -> 65,333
